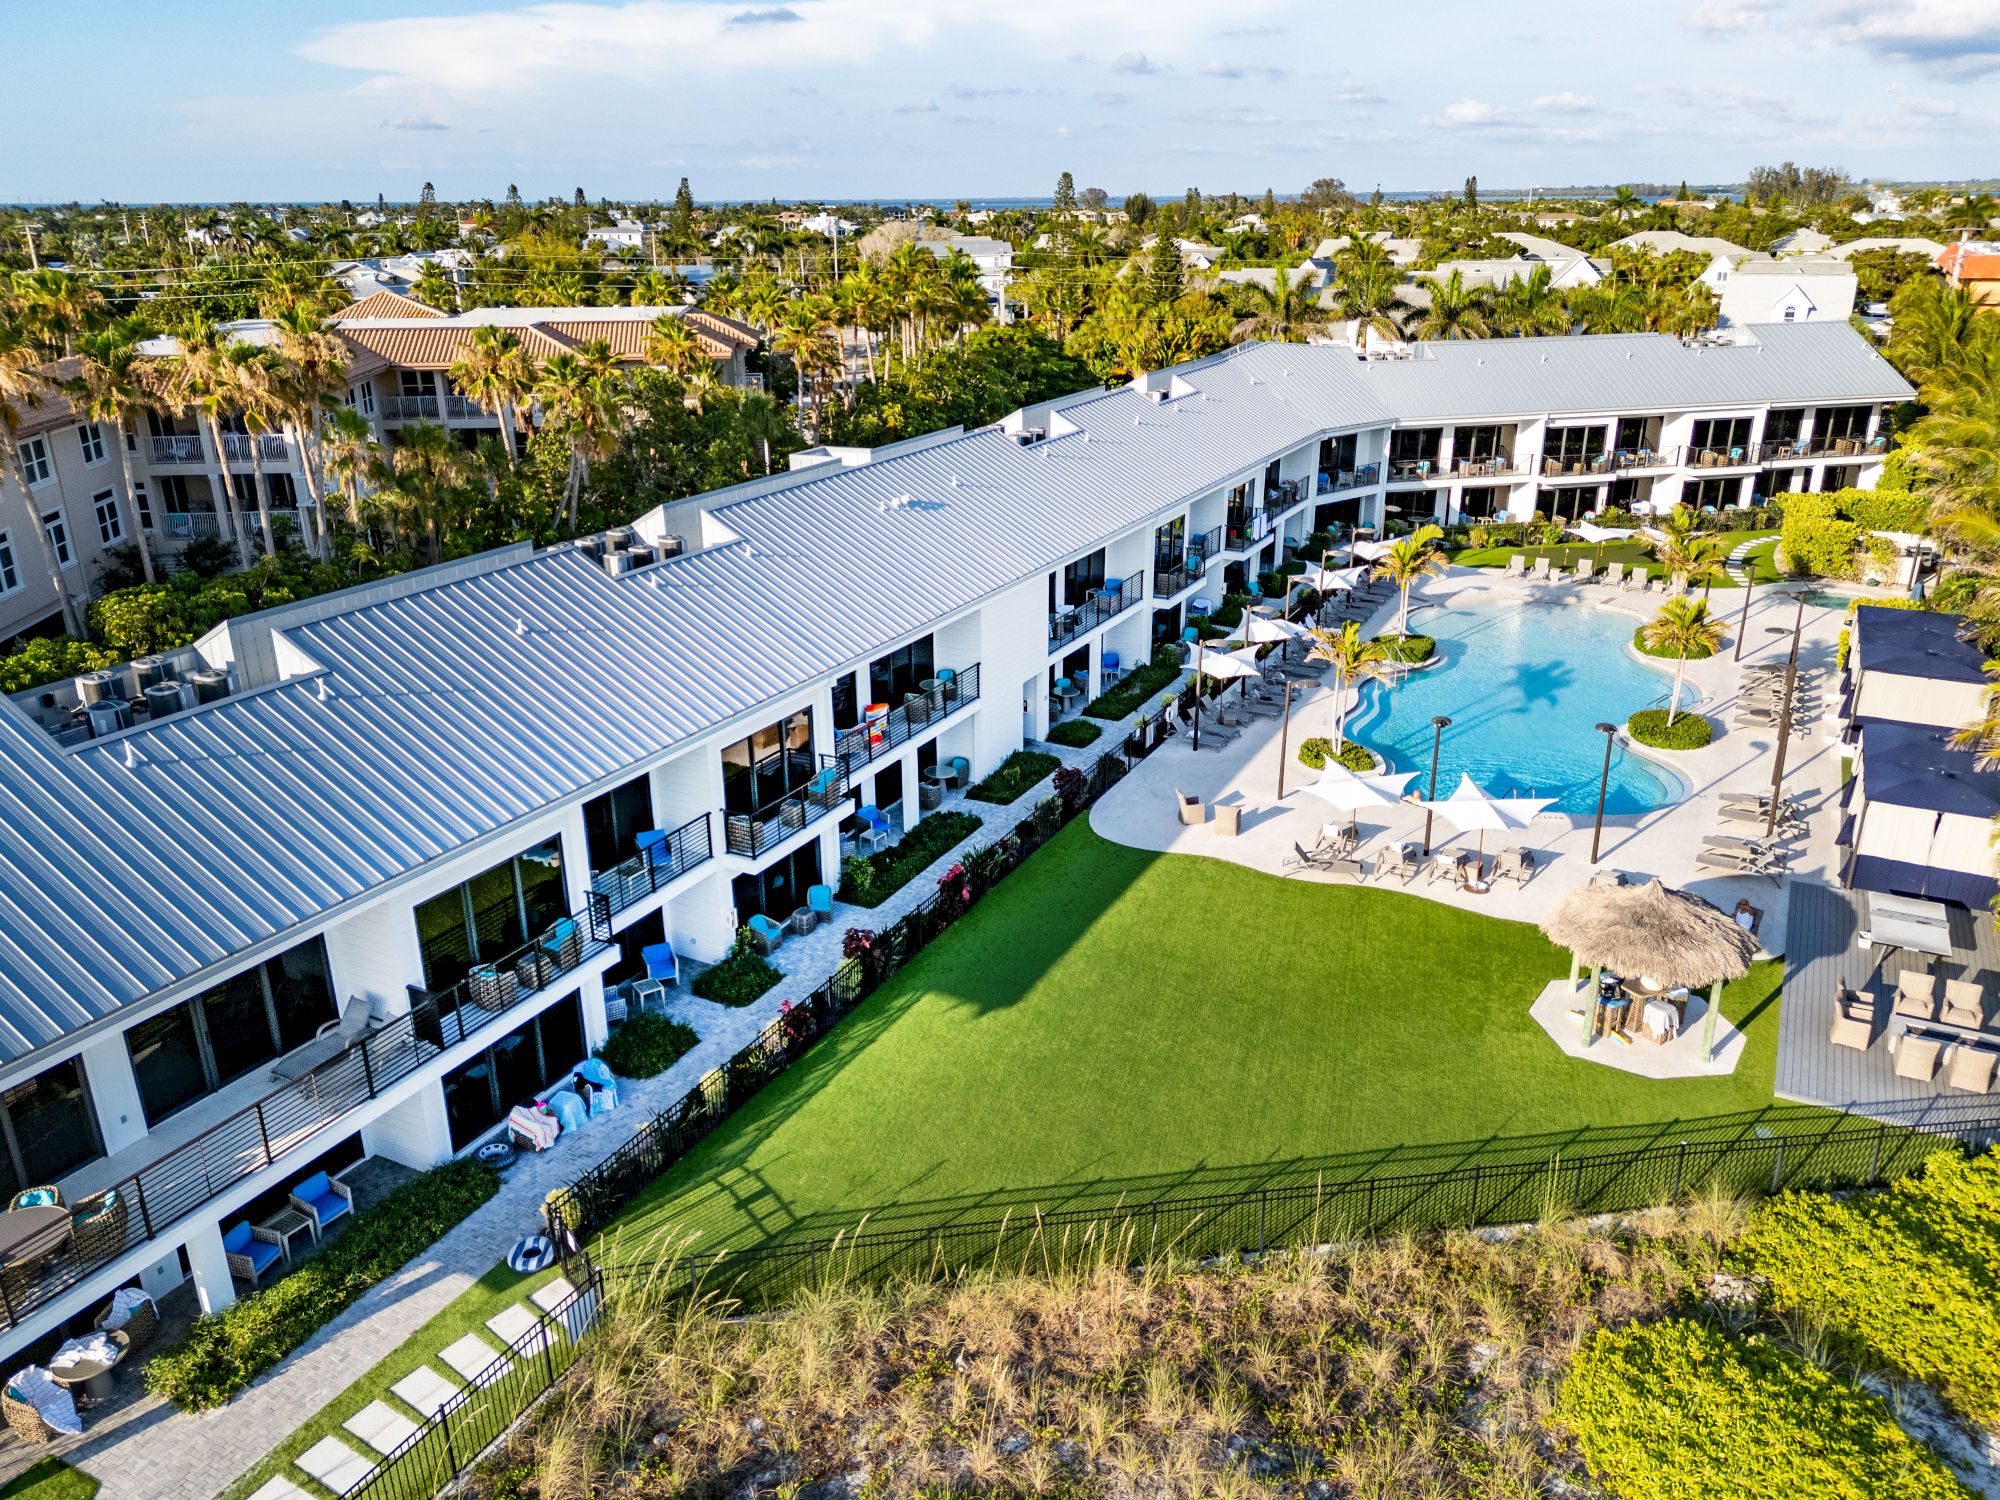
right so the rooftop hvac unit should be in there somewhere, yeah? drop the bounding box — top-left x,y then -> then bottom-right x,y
575,534 -> 607,560
86,700 -> 133,738
603,549 -> 639,577
131,655 -> 171,691
1012,427 -> 1045,446
143,681 -> 191,719
603,526 -> 634,550
77,670 -> 118,707
625,543 -> 656,567
187,668 -> 231,704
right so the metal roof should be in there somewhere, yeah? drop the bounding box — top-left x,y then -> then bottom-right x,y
0,326 -> 1916,1068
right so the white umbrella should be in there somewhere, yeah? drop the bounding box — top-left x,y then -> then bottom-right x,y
1302,562 -> 1367,592
1418,773 -> 1559,857
1296,765 -> 1416,838
1191,645 -> 1262,684
1570,522 -> 1635,544
1351,538 -> 1394,562
1241,615 -> 1309,658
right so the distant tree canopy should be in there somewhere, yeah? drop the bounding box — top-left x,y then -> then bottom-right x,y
1745,162 -> 1853,207
818,325 -> 1098,448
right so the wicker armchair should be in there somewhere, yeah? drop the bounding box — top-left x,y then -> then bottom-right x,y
69,1189 -> 129,1265
94,1291 -> 158,1352
2,1384 -> 55,1443
6,1187 -> 61,1212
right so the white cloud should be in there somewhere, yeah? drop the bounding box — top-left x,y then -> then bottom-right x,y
1205,60 -> 1285,79
1440,97 -> 1506,126
1332,83 -> 1385,104
1687,0 -> 1780,31
1531,90 -> 1597,111
1823,0 -> 2000,76
1111,51 -> 1165,73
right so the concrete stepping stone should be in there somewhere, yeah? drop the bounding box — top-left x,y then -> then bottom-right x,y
247,1480 -> 311,1500
485,1303 -> 548,1356
531,1276 -> 600,1339
528,1277 -> 575,1316
391,1366 -> 459,1418
440,1333 -> 509,1387
296,1436 -> 375,1497
344,1399 -> 421,1456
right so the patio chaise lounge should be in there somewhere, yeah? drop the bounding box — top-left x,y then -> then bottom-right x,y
1572,558 -> 1595,584
1289,843 -> 1362,882
1492,846 -> 1535,884
1695,846 -> 1784,880
1716,803 -> 1802,832
1503,556 -> 1525,578
1530,557 -> 1552,581
1829,985 -> 1875,1051
1601,562 -> 1625,587
271,996 -> 381,1083
1892,1033 -> 1943,1082
1376,844 -> 1421,883
1942,978 -> 1984,1030
1176,788 -> 1205,825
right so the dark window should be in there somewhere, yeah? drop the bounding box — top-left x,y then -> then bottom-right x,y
440,996 -> 589,1150
1818,405 -> 1868,441
1458,486 -> 1505,520
1318,434 -> 1357,473
1389,429 -> 1441,466
1764,408 -> 1806,445
1543,426 -> 1607,469
831,671 -> 858,732
1686,476 -> 1747,508
203,972 -> 277,1085
1612,416 -> 1653,451
731,841 -> 823,924
1455,425 -> 1504,462
1153,517 -> 1186,568
415,838 -> 569,991
127,1008 -> 207,1125
1689,417 -> 1752,453
869,636 -> 935,709
0,1059 -> 102,1195
1060,550 -> 1106,607
1263,459 -> 1282,493
720,710 -> 814,818
583,775 -> 655,872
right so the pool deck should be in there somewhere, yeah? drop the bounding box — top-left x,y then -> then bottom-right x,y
1091,567 -> 1851,958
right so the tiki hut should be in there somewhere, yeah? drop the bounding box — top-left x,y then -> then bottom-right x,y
1539,878 -> 1758,1053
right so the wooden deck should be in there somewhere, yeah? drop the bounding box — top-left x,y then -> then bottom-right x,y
1777,880 -> 2000,1128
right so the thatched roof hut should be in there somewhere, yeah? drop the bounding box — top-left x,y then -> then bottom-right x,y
1539,878 -> 1756,988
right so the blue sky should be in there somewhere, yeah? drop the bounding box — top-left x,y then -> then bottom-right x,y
4,0 -> 1997,201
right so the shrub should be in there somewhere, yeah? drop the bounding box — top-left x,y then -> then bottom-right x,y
593,1012 -> 698,1078
1046,718 -> 1102,747
0,636 -> 117,694
1778,494 -> 1863,579
1631,624 -> 1716,660
1083,651 -> 1182,720
838,811 -> 983,907
1555,1320 -> 1967,1500
146,1160 -> 498,1410
1627,708 -> 1713,749
1738,1148 -> 2000,1426
1374,633 -> 1435,663
691,934 -> 782,1006
1297,737 -> 1375,771
967,750 -> 1060,805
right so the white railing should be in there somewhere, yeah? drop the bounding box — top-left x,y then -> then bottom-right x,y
149,434 -> 204,464
381,394 -> 442,421
220,434 -> 291,464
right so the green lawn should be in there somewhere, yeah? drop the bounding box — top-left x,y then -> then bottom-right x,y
219,1261 -> 569,1500
0,1462 -> 96,1500
1453,530 -> 1781,588
604,823 -> 1798,1263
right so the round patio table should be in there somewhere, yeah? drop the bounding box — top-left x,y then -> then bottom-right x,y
0,1204 -> 70,1268
51,1334 -> 125,1401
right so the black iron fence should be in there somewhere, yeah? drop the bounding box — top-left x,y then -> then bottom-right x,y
590,814 -> 713,917
0,899 -> 613,1332
831,663 -> 981,773
1048,573 -> 1143,653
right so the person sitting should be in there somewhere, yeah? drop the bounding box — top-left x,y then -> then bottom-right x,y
1733,899 -> 1760,933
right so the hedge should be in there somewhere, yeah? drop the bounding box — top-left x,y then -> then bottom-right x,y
146,1160 -> 498,1410
1779,494 -> 1865,579
1739,1148 -> 2000,1427
1555,1320 -> 1968,1500
1627,709 -> 1713,749
1631,624 -> 1716,660
593,1012 -> 697,1078
1046,718 -> 1103,748
1083,654 -> 1182,720
1297,737 -> 1375,771
839,811 -> 983,907
691,939 -> 782,1006
1374,633 -> 1435,663
967,750 -> 1060,805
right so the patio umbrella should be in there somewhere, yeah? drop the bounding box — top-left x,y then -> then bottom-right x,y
1295,765 -> 1416,838
1242,613 -> 1308,659
1569,522 -> 1636,544
1302,562 -> 1368,593
1351,538 -> 1395,563
1417,773 -> 1557,858
1539,878 -> 1756,1053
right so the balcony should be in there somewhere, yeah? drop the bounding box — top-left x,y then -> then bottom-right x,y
1442,453 -> 1522,480
723,756 -> 851,858
382,394 -> 442,421
220,434 -> 291,464
590,814 -> 714,918
1265,478 -> 1306,512
1048,572 -> 1142,654
1386,460 -> 1436,484
1610,448 -> 1670,472
0,900 -> 611,1334
149,434 -> 204,464
1762,434 -> 1884,463
1680,444 -> 1762,470
1153,552 -> 1205,598
832,663 -> 981,773
1538,455 -> 1613,479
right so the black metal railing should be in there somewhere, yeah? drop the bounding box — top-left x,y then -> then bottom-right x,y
1318,464 -> 1380,494
723,758 -> 850,858
590,814 -> 714,917
832,663 -> 981,773
1153,554 -> 1203,597
1048,572 -> 1142,653
0,898 -> 612,1333
1187,523 -> 1225,564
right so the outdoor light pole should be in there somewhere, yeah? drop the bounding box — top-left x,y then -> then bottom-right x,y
1422,714 -> 1451,855
1764,591 -> 1808,837
1590,721 -> 1618,864
1733,566 -> 1756,661
1276,678 -> 1295,799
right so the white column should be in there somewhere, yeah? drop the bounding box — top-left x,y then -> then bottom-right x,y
77,1032 -> 148,1157
362,1081 -> 454,1170
186,1221 -> 237,1315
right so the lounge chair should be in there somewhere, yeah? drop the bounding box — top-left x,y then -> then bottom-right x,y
1196,711 -> 1240,745
1601,561 -> 1624,587
1503,555 -> 1525,578
1942,978 -> 1984,1030
1893,971 -> 1938,1021
288,1170 -> 355,1236
1572,558 -> 1595,584
1492,846 -> 1535,884
1695,846 -> 1784,879
271,995 -> 381,1083
1426,851 -> 1473,885
224,1220 -> 286,1287
1946,1044 -> 1998,1094
1893,1033 -> 1943,1082
1829,986 -> 1875,1051
1290,841 -> 1359,878
1176,788 -> 1205,825
1530,557 -> 1552,581
1174,706 -> 1225,750
1587,868 -> 1630,888
1377,844 -> 1421,883
1716,803 -> 1801,832
746,913 -> 786,953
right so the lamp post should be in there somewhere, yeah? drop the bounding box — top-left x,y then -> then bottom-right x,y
1421,714 -> 1451,855
1276,677 -> 1295,799
1764,590 -> 1808,837
1590,721 -> 1618,864
1732,564 -> 1756,662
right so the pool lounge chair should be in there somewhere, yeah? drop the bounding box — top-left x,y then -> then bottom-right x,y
270,995 -> 381,1083
1174,706 -> 1228,750
1289,843 -> 1360,882
1716,803 -> 1801,832
1530,557 -> 1552,581
1492,846 -> 1535,884
1695,846 -> 1784,880
1376,844 -> 1421,883
1942,978 -> 1984,1030
1601,561 -> 1624,587
1572,558 -> 1594,584
1504,555 -> 1525,578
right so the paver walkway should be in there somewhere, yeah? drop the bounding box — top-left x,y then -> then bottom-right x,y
66,732 -> 1104,1500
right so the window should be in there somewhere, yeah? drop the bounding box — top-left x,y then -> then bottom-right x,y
1817,405 -> 1868,441
124,940 -> 336,1126
0,532 -> 17,595
440,996 -> 588,1151
1057,550 -> 1106,609
41,510 -> 72,569
357,380 -> 376,417
132,483 -> 154,532
719,711 -> 815,818
398,371 -> 432,398
582,774 -> 655,873
732,841 -> 822,926
76,423 -> 106,465
94,490 -> 123,545
1782,306 -> 1796,323
19,437 -> 51,487
413,837 -> 569,993
869,635 -> 935,712
0,1059 -> 103,1201
1542,426 -> 1607,472
1764,408 -> 1806,446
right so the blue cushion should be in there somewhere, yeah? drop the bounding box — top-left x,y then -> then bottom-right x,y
223,1221 -> 252,1253
306,1191 -> 349,1224
577,1057 -> 615,1088
292,1171 -> 329,1204
14,1188 -> 56,1208
245,1239 -> 282,1272
642,942 -> 676,979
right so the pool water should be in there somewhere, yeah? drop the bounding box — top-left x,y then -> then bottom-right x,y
1345,599 -> 1690,815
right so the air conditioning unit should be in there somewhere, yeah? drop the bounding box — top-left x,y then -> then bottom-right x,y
603,549 -> 639,577
1012,427 -> 1046,446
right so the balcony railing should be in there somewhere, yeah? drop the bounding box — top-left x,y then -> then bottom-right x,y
1187,523 -> 1226,563
1445,453 -> 1521,479
724,757 -> 851,859
0,899 -> 611,1333
590,814 -> 714,917
1049,572 -> 1142,654
1153,554 -> 1204,597
832,663 -> 981,773
1758,434 -> 1884,463
1317,465 -> 1381,494
1265,478 -> 1305,511
1538,455 -> 1612,478
1681,444 -> 1761,469
382,394 -> 442,421
220,434 -> 291,464
1610,448 -> 1669,471
443,395 -> 492,422
149,434 -> 204,464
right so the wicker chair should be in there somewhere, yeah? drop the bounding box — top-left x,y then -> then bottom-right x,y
69,1189 -> 129,1265
6,1187 -> 61,1212
2,1384 -> 55,1443
94,1291 -> 158,1352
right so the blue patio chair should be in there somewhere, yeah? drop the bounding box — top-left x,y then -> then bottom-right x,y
634,829 -> 669,864
1191,597 -> 1215,615
287,1171 -> 354,1236
642,941 -> 678,987
1728,446 -> 1745,462
937,667 -> 957,699
1102,651 -> 1120,678
807,766 -> 838,798
948,756 -> 970,788
1181,626 -> 1200,644
223,1221 -> 284,1287
747,913 -> 785,953
808,884 -> 834,918
1054,676 -> 1080,706
855,804 -> 891,854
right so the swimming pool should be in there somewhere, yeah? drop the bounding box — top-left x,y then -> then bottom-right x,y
1345,598 -> 1690,815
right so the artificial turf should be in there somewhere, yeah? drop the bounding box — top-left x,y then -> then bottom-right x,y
0,1462 -> 97,1500
605,822 -> 1799,1261
1451,530 -> 1782,588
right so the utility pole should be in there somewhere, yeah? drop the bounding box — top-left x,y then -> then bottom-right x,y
23,224 -> 40,270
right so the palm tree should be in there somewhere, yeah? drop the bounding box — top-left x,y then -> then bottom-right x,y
771,307 -> 840,434
450,325 -> 535,464
1409,270 -> 1491,340
166,320 -> 255,567
1641,596 -> 1723,727
1605,185 -> 1642,222
1372,524 -> 1450,639
1306,621 -> 1392,754
0,319 -> 84,635
234,348 -> 288,557
66,320 -> 161,582
643,314 -> 705,381
320,405 -> 377,542
1327,256 -> 1411,347
269,306 -> 350,560
1491,264 -> 1567,337
1234,270 -> 1328,344
534,352 -> 625,528
370,420 -> 470,560
1651,505 -> 1727,595
10,269 -> 105,357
